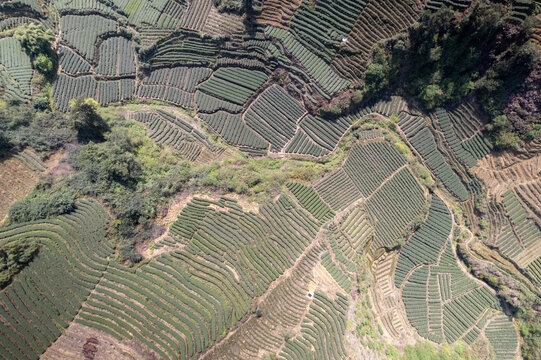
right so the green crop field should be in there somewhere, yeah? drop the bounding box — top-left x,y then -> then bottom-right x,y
0,1 -> 538,359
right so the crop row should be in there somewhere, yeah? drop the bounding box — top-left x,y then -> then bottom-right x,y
426,0 -> 473,12
138,84 -> 193,108
13,149 -> 47,172
315,169 -> 362,211
134,113 -> 202,161
343,141 -> 406,197
286,182 -> 335,222
0,37 -> 33,99
331,0 -> 422,82
526,257 -> 541,285
328,227 -> 358,272
448,104 -> 485,140
298,114 -> 352,152
434,108 -> 492,168
485,315 -> 519,360
394,196 -> 452,287
178,0 -> 212,31
195,90 -> 243,113
142,66 -> 212,92
398,112 -> 469,201
402,238 -> 506,347
341,205 -> 373,252
244,85 -> 305,151
0,200 -> 112,360
198,111 -> 268,149
149,31 -> 219,68
365,168 -> 426,252
58,46 -> 91,75
321,251 -> 352,292
280,292 -> 348,360
198,67 -> 267,106
94,36 -> 136,76
284,129 -> 329,157
53,74 -> 135,110
266,26 -> 349,94
496,190 -> 541,266
133,110 -> 226,161
61,15 -> 117,61
289,0 -> 366,63
79,195 -> 317,358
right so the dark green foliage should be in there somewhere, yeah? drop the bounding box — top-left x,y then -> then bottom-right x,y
0,102 -> 76,155
486,114 -> 521,149
8,179 -> 76,223
68,97 -> 109,142
214,0 -> 245,13
71,138 -> 142,189
0,130 -> 11,157
0,240 -> 39,288
367,1 -> 540,136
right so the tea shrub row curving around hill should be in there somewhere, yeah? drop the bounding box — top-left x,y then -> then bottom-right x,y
0,1 -> 538,360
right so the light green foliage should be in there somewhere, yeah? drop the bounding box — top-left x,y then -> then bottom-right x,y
402,341 -> 478,360
420,84 -> 444,110
33,52 -> 52,74
13,23 -> 53,55
13,23 -> 54,77
486,114 -> 522,150
198,154 -> 331,201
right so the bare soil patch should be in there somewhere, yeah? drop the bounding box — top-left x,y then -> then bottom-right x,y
472,151 -> 540,200
0,156 -> 39,223
256,0 -> 303,29
41,323 -> 154,360
0,150 -> 65,224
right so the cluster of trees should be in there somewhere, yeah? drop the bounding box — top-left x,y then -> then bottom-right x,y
14,23 -> 55,78
8,179 -> 76,223
0,101 -> 76,158
213,0 -> 255,13
3,97 -> 334,262
0,240 -> 39,288
360,1 -> 540,148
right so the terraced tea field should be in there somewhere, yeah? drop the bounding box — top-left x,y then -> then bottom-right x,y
0,0 -> 538,359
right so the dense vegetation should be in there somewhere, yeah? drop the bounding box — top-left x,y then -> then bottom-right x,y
0,101 -> 75,157
0,0 -> 538,359
14,23 -> 55,78
2,99 -> 336,262
362,1 -> 540,147
0,239 -> 38,288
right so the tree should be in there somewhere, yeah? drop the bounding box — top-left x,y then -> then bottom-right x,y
0,130 -> 11,157
420,84 -> 444,109
33,53 -> 53,76
243,0 -> 253,13
14,23 -> 55,77
69,97 -> 109,141
0,240 -> 39,288
494,130 -> 520,149
364,62 -> 387,92
14,23 -> 54,55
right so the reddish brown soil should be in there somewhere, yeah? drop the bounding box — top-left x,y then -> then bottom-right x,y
256,0 -> 303,29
